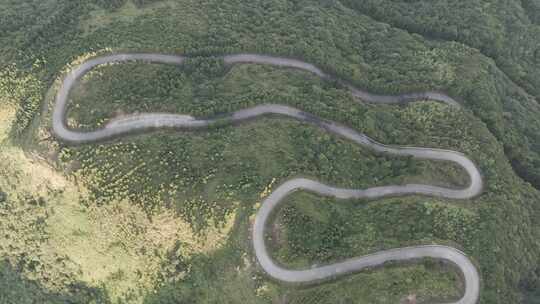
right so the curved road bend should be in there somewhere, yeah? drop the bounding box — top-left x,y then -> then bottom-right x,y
52,53 -> 481,304
223,54 -> 460,107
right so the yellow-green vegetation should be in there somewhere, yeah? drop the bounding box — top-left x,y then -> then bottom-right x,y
1,0 -> 540,303
0,70 -> 237,303
80,1 -> 181,36
45,195 -> 236,301
0,64 -> 43,136
56,60 -> 486,304
0,143 -> 236,302
0,104 -> 16,143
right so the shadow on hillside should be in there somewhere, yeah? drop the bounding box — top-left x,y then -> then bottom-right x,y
0,260 -> 110,304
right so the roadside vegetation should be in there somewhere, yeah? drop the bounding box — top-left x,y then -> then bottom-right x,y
0,0 -> 539,303
339,0 -> 540,193
3,0 -> 539,191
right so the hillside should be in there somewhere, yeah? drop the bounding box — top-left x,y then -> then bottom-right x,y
1,0 -> 540,303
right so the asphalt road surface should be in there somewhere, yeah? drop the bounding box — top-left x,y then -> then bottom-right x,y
52,53 -> 481,304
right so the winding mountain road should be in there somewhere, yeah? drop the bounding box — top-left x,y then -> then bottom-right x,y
52,53 -> 481,304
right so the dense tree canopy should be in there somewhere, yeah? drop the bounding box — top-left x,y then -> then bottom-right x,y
1,0 -> 540,303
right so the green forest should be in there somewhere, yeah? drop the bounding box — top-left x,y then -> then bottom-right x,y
1,0 -> 540,303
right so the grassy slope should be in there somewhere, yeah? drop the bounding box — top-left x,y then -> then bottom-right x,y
0,0 -> 539,303
0,45 -> 235,303
0,99 -> 237,303
58,54 -> 539,303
